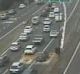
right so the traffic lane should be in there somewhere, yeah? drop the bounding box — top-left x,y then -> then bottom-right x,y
65,45 -> 80,74
14,2 -> 41,18
64,0 -> 80,49
65,0 -> 79,18
0,3 -> 44,38
61,0 -> 80,73
0,3 -> 48,55
3,15 -> 61,74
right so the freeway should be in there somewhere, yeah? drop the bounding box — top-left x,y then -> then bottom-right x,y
60,0 -> 80,74
0,2 -> 47,54
0,3 -> 64,74
0,2 -> 42,38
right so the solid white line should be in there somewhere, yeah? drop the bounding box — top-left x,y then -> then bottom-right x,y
0,3 -> 47,40
63,41 -> 80,74
0,21 -> 25,40
60,2 -> 67,49
66,0 -> 79,22
43,39 -> 54,52
60,0 -> 79,49
2,69 -> 8,74
1,39 -> 19,56
32,3 -> 48,15
28,38 -> 54,70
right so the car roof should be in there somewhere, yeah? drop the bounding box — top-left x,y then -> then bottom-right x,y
12,62 -> 21,66
33,16 -> 39,18
25,26 -> 32,28
26,45 -> 34,48
44,18 -> 50,20
11,42 -> 18,45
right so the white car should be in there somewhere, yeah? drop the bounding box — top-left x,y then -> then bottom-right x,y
9,62 -> 24,74
19,4 -> 26,9
49,12 -> 55,18
19,33 -> 28,41
55,14 -> 59,21
24,26 -> 32,34
59,13 -> 63,21
43,25 -> 50,32
24,45 -> 37,54
55,13 -> 63,22
32,16 -> 39,24
50,30 -> 59,37
54,7 -> 59,13
43,18 -> 51,25
9,42 -> 20,51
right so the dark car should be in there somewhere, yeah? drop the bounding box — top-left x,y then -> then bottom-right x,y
0,55 -> 9,67
36,52 -> 49,62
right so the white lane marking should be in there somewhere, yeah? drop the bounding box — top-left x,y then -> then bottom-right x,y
60,0 -> 79,49
63,41 -> 80,74
3,21 -> 14,24
0,21 -> 25,40
32,3 -> 48,16
28,38 -> 54,70
1,39 -> 19,56
9,17 -> 17,21
0,3 -> 47,40
0,3 -> 48,74
66,0 -> 79,22
2,69 -> 8,74
60,2 -> 67,49
43,39 -> 54,52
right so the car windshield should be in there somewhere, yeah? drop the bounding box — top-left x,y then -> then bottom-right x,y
26,48 -> 32,50
11,66 -> 19,69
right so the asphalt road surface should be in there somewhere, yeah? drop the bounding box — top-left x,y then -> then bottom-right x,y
60,0 -> 80,74
0,3 -> 64,74
0,2 -> 42,38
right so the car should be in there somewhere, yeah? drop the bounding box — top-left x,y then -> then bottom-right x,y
19,33 -> 29,41
24,26 -> 32,34
50,30 -> 59,37
55,13 -> 63,22
0,55 -> 9,67
9,41 -> 21,51
43,25 -> 50,32
54,13 -> 60,22
22,68 -> 38,74
43,18 -> 51,25
7,9 -> 16,15
36,52 -> 49,62
24,45 -> 37,55
19,4 -> 26,9
32,16 -> 39,24
48,12 -> 55,18
32,35 -> 44,44
9,62 -> 24,74
0,14 -> 8,20
59,13 -> 63,21
54,7 -> 59,13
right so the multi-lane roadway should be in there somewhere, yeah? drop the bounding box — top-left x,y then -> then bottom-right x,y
0,2 -> 64,74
